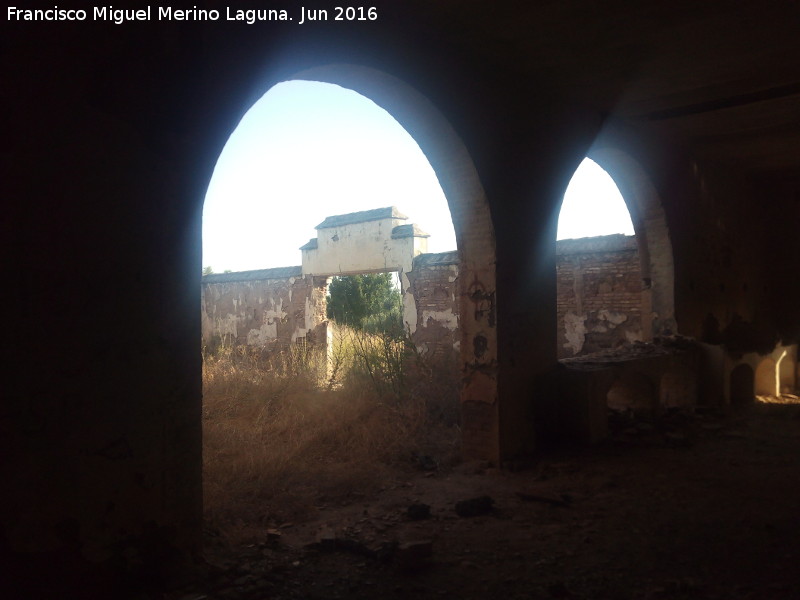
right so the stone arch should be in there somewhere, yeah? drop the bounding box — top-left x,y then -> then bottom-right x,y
730,364 -> 755,405
207,64 -> 497,459
587,148 -> 676,340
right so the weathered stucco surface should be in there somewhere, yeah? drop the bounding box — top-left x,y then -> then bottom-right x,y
556,235 -> 644,358
204,229 -> 653,369
201,267 -> 328,350
405,251 -> 461,360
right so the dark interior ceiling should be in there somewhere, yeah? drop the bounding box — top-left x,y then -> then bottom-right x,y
396,0 -> 800,177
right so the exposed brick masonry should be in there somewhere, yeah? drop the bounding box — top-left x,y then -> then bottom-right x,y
405,251 -> 460,361
201,269 -> 328,351
556,235 -> 643,358
203,236 -> 642,363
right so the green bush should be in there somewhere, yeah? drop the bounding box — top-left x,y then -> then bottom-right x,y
326,273 -> 402,334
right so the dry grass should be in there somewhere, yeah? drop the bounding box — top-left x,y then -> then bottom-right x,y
202,332 -> 460,542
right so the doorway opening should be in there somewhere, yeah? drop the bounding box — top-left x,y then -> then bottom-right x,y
200,77 -> 470,541
730,364 -> 755,405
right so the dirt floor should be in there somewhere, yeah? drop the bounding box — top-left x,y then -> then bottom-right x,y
176,400 -> 800,600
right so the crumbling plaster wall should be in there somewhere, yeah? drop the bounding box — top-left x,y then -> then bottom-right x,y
556,235 -> 643,358
205,230 -> 648,370
202,252 -> 463,363
665,165 -> 800,405
208,230 -> 645,365
404,251 -> 461,361
666,161 -> 788,353
203,229 -> 647,369
201,269 -> 328,351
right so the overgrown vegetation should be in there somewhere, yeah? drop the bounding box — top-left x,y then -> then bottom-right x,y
326,273 -> 403,333
202,325 -> 460,543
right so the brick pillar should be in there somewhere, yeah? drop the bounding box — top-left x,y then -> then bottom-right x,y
481,114 -> 601,462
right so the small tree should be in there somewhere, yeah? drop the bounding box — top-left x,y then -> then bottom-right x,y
326,273 -> 402,333
203,266 -> 214,276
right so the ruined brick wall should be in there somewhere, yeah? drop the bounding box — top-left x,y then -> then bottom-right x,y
201,236 -> 640,365
406,240 -> 643,362
556,235 -> 643,358
203,251 -> 463,366
201,267 -> 328,351
405,252 -> 460,362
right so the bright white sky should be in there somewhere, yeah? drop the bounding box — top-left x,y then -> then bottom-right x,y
202,80 -> 633,272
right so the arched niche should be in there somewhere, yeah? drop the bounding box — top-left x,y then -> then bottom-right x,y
587,148 -> 676,341
730,364 -> 755,405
